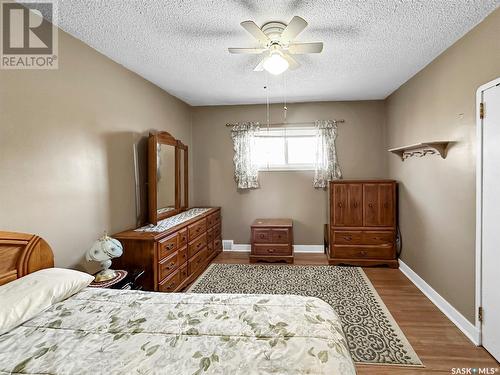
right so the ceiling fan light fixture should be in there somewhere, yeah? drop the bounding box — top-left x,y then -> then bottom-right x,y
263,51 -> 289,75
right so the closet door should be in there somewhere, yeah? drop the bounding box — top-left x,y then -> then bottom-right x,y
481,82 -> 500,361
363,184 -> 379,226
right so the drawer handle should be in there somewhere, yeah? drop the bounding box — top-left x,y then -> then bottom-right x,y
353,202 -> 358,208
344,236 -> 352,241
167,243 -> 174,250
338,202 -> 343,208
368,203 -> 373,208
267,248 -> 275,253
197,242 -> 202,249
359,251 -> 368,257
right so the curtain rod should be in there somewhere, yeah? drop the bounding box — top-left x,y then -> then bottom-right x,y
225,120 -> 345,128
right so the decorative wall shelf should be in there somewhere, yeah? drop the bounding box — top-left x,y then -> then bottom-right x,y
388,141 -> 452,161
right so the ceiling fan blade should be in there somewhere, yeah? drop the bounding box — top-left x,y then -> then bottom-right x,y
281,16 -> 308,42
288,42 -> 323,54
228,47 -> 266,54
240,21 -> 270,43
282,54 -> 300,70
254,59 -> 265,71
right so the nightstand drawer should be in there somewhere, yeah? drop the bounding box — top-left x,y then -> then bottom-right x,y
188,232 -> 207,258
158,252 -> 179,281
158,233 -> 177,260
158,269 -> 181,292
252,244 -> 290,255
271,229 -> 290,243
188,218 -> 207,240
253,229 -> 271,243
188,247 -> 207,275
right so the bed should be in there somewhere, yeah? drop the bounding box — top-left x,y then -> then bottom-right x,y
0,231 -> 356,375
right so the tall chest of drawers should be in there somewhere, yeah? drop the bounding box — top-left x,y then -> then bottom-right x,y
328,180 -> 398,268
114,207 -> 222,292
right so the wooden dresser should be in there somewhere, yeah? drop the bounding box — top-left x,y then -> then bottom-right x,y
113,207 -> 221,292
250,219 -> 294,263
328,180 -> 398,268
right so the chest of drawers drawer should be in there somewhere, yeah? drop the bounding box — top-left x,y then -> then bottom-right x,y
178,228 -> 188,247
332,230 -> 394,245
333,244 -> 394,260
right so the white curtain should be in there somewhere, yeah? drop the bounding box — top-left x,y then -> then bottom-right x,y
231,122 -> 260,189
313,120 -> 342,188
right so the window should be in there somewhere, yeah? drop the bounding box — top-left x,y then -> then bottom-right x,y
252,127 -> 317,171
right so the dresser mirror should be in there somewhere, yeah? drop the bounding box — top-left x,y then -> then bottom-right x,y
148,132 -> 179,224
178,142 -> 188,211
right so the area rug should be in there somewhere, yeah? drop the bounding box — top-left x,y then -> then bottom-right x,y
188,264 -> 422,367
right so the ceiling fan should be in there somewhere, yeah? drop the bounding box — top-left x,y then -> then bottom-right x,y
228,16 -> 323,75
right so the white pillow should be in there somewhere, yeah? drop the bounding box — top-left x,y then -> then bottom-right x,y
0,268 -> 94,335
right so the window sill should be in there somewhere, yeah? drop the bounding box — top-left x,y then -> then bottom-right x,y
258,167 -> 315,172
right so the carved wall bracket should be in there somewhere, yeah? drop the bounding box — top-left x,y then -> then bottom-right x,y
388,142 -> 452,161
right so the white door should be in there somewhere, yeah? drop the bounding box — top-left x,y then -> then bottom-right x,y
481,81 -> 500,361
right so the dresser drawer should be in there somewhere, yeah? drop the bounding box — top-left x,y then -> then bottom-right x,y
207,228 -> 214,243
188,218 -> 207,240
271,229 -> 290,243
188,232 -> 207,257
158,269 -> 181,292
158,252 -> 179,281
214,237 -> 222,251
178,228 -> 188,247
189,247 -> 207,275
252,244 -> 290,256
207,212 -> 220,228
253,229 -> 271,243
362,231 -> 394,245
333,245 -> 394,260
332,230 -> 363,245
180,263 -> 188,282
214,224 -> 222,238
178,245 -> 188,264
158,233 -> 177,260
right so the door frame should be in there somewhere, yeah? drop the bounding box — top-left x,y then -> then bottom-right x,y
475,76 -> 500,346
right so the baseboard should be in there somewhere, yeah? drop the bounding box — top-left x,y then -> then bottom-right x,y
399,260 -> 480,345
223,243 -> 324,253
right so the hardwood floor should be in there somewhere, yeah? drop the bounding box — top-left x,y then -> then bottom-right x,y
211,252 -> 499,374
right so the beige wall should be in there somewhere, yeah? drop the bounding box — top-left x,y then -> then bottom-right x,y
385,8 -> 500,322
192,101 -> 386,245
0,29 -> 192,270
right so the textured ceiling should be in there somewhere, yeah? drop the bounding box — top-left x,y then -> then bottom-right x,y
55,0 -> 499,106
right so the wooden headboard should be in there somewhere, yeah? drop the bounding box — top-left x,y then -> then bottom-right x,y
0,231 -> 54,286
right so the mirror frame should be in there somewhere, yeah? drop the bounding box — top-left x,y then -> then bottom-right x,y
177,141 -> 189,211
148,131 -> 179,224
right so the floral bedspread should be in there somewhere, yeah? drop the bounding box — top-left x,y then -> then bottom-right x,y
0,288 -> 356,375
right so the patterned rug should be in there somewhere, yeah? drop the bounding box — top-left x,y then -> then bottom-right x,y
188,264 -> 422,367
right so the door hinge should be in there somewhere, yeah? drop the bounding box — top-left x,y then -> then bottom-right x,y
480,102 -> 485,119
478,306 -> 483,322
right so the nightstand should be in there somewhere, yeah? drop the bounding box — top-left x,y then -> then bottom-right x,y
250,218 -> 294,263
88,269 -> 145,290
